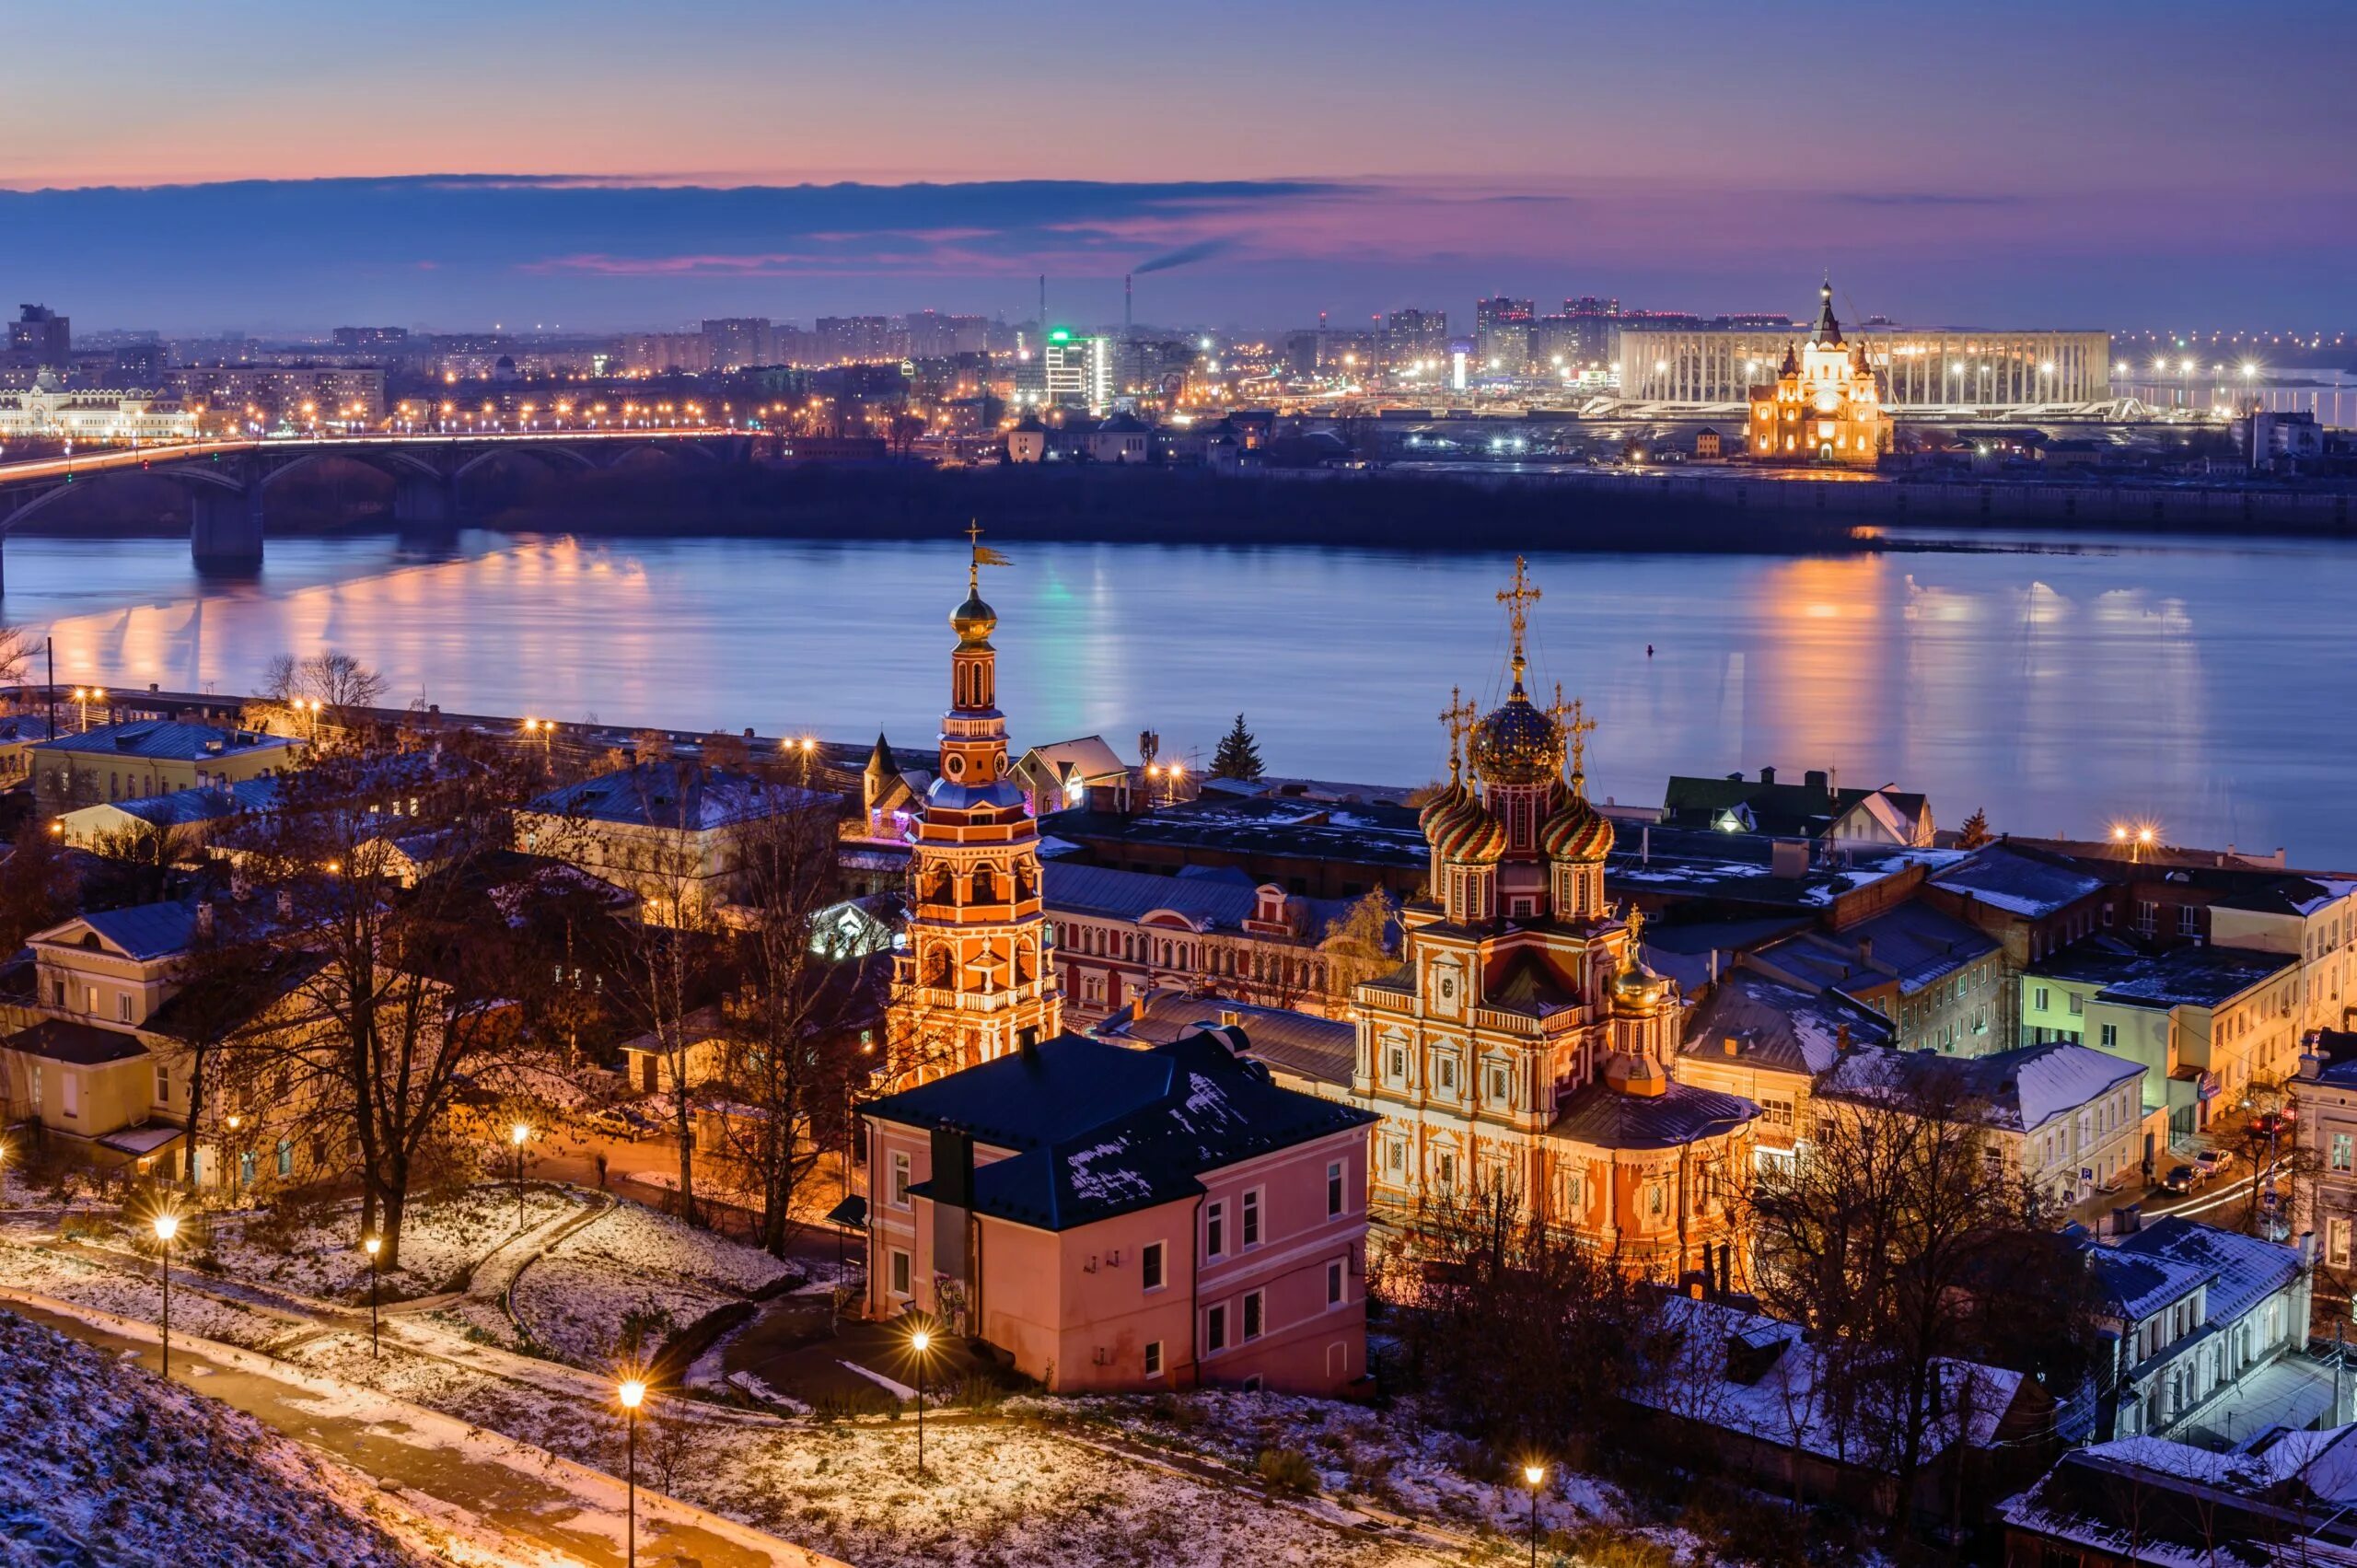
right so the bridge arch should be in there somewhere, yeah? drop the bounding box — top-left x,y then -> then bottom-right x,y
448,443 -> 600,487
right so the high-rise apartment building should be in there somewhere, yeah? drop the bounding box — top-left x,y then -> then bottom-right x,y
700,318 -> 776,369
8,305 -> 71,371
1383,308 -> 1449,372
814,317 -> 902,365
1473,296 -> 1534,375
1042,329 -> 1114,411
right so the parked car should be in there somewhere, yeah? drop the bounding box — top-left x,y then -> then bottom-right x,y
2194,1148 -> 2235,1179
2164,1164 -> 2202,1194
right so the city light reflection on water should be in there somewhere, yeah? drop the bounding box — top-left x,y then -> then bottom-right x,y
7,526 -> 2354,865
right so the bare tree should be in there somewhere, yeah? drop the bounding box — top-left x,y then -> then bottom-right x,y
258,650 -> 389,714
1745,1058 -> 2101,1529
0,827 -> 81,954
226,725 -> 536,1267
1319,888 -> 1397,1008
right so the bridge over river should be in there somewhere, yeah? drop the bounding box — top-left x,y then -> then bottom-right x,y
0,428 -> 749,588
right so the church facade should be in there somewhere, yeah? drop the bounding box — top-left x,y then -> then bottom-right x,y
1747,279 -> 1891,467
1352,562 -> 1759,1287
887,545 -> 1064,1077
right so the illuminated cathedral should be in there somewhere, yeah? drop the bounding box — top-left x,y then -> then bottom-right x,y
888,540 -> 1063,1076
1352,560 -> 1757,1286
1747,277 -> 1891,467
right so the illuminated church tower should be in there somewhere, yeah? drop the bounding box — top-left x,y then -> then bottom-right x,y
890,538 -> 1062,1075
1355,559 -> 1757,1288
1747,276 -> 1890,466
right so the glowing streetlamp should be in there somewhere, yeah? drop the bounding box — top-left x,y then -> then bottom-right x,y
364,1235 -> 383,1356
153,1210 -> 180,1377
510,1122 -> 530,1230
909,1324 -> 935,1475
1523,1462 -> 1546,1568
617,1376 -> 646,1567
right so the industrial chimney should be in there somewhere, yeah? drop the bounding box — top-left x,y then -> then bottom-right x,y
1124,273 -> 1133,342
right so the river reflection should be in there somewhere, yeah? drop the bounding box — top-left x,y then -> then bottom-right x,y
6,528 -> 2352,865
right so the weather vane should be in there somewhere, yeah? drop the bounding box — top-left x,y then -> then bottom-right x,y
967,519 -> 1010,590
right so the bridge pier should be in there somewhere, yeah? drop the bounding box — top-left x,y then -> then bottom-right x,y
191,486 -> 265,573
392,471 -> 458,527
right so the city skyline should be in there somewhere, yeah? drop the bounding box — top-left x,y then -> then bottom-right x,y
5,0 -> 2352,330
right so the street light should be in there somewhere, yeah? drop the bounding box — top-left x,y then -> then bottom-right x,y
364,1235 -> 382,1357
510,1122 -> 530,1231
909,1324 -> 935,1476
1523,1462 -> 1546,1568
618,1377 -> 646,1568
153,1211 -> 180,1378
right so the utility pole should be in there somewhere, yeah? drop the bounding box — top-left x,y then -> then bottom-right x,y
44,636 -> 54,739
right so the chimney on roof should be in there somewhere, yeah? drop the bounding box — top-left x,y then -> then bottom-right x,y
1723,1035 -> 1739,1057
1219,1008 -> 1241,1028
1805,769 -> 1829,793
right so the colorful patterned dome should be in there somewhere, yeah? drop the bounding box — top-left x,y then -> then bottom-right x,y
1469,684 -> 1564,788
1427,793 -> 1506,864
1540,777 -> 1615,862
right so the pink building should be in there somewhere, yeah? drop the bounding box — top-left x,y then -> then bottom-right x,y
862,1026 -> 1377,1396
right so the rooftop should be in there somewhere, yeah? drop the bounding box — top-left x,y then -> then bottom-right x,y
1045,796 -> 1431,870
2096,944 -> 2299,1009
1040,860 -> 1366,939
868,1028 -> 1373,1231
29,720 -> 300,763
1752,900 -> 2000,998
1929,842 -> 2108,919
1092,992 -> 1356,1090
6,1017 -> 149,1066
1550,1074 -> 1759,1150
1679,970 -> 1895,1076
1816,1040 -> 2142,1134
526,762 -> 835,832
34,900 -> 203,963
2112,1214 -> 2303,1326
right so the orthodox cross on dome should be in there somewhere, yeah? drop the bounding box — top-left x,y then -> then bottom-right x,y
1624,903 -> 1646,948
1550,685 -> 1596,784
1495,556 -> 1541,685
1438,684 -> 1478,779
966,520 -> 1012,592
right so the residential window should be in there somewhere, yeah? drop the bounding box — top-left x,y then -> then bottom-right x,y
1205,1201 -> 1225,1258
2179,906 -> 2200,938
1144,1340 -> 1165,1378
275,1138 -> 293,1178
1327,1259 -> 1345,1307
2333,1133 -> 2353,1173
1142,1240 -> 1167,1292
50,979 -> 65,1007
2100,1023 -> 2119,1048
889,1248 -> 911,1296
2068,993 -> 2085,1016
1206,1303 -> 1228,1353
238,1151 -> 256,1187
1326,1161 -> 1344,1218
1387,1046 -> 1405,1080
155,1064 -> 169,1103
61,1072 -> 79,1119
1435,1054 -> 1457,1092
1486,1063 -> 1510,1103
1241,1189 -> 1261,1248
1435,1150 -> 1456,1192
2137,900 -> 2158,933
2034,987 -> 2049,1012
1760,1095 -> 1794,1131
890,1151 -> 911,1207
1242,1290 -> 1265,1342
117,993 -> 134,1024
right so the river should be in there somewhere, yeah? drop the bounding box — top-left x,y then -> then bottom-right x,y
6,527 -> 2352,866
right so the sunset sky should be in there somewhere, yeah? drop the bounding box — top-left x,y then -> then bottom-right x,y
5,0 -> 2351,331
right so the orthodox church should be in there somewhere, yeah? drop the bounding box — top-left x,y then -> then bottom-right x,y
887,541 -> 1064,1076
1352,560 -> 1758,1287
1746,277 -> 1891,467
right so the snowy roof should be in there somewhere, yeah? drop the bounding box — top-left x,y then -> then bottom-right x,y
1815,1040 -> 2142,1134
1019,736 -> 1130,783
2001,1429 -> 2357,1566
1753,902 -> 1998,998
2096,945 -> 2298,1009
527,762 -> 834,831
1639,1295 -> 2030,1469
873,1030 -> 1373,1231
75,776 -> 281,829
1930,843 -> 2107,918
28,719 -> 301,763
1549,1075 -> 1759,1150
2211,877 -> 2357,919
1678,969 -> 1894,1076
2111,1215 -> 2303,1326
1041,861 -> 1364,940
37,900 -> 202,962
1093,992 -> 1357,1090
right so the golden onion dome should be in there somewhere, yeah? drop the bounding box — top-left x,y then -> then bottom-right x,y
1610,925 -> 1673,1014
1540,777 -> 1615,863
1428,793 -> 1507,865
1469,684 -> 1565,788
950,590 -> 997,644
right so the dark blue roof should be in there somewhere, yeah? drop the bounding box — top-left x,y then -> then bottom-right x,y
872,1030 -> 1374,1231
62,900 -> 201,962
1550,1075 -> 1759,1149
29,720 -> 298,762
2113,1215 -> 2301,1325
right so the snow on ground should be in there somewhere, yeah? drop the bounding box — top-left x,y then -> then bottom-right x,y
204,1184 -> 586,1303
0,1309 -> 435,1567
510,1252 -> 728,1366
0,1237 -> 297,1353
552,1196 -> 797,1295
510,1195 -> 796,1367
691,1418 -> 1446,1568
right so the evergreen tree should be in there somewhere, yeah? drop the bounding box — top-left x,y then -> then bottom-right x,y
1956,807 -> 1991,848
1210,714 -> 1264,781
